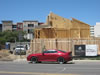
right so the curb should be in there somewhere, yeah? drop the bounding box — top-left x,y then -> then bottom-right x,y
13,59 -> 100,62
73,60 -> 100,62
0,59 -> 100,62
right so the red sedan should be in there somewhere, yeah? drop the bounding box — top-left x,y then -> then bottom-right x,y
27,49 -> 72,64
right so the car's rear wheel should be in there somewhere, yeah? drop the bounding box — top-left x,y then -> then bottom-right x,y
30,57 -> 38,64
58,57 -> 65,64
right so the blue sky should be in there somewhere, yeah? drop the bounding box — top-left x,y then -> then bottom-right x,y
0,0 -> 100,25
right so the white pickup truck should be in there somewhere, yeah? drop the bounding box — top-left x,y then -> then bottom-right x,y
14,45 -> 26,55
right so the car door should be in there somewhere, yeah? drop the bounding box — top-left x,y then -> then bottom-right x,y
38,50 -> 50,61
42,50 -> 51,61
48,50 -> 58,61
44,50 -> 58,61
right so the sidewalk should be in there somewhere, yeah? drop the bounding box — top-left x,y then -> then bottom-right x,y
13,58 -> 27,62
73,59 -> 100,62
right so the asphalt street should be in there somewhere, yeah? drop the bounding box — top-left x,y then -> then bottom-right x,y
0,60 -> 100,75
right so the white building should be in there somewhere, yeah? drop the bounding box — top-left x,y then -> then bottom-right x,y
94,22 -> 100,37
23,20 -> 39,40
90,26 -> 95,37
90,22 -> 100,37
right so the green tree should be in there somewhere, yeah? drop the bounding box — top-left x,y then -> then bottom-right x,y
0,30 -> 27,45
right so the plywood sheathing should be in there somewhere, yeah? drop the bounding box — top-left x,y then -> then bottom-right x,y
35,12 -> 90,39
28,38 -> 100,56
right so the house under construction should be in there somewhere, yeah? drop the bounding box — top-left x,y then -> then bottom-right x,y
35,12 -> 90,39
28,13 -> 100,56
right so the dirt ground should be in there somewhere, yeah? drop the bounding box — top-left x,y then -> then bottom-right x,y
0,49 -> 26,61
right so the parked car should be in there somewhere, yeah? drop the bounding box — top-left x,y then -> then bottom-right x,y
14,45 -> 26,55
27,49 -> 72,64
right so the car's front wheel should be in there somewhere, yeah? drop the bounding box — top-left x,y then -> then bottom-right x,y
57,57 -> 65,64
30,57 -> 38,64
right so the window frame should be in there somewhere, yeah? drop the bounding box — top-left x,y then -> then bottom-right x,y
43,50 -> 58,53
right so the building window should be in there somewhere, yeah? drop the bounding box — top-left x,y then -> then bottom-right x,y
12,25 -> 17,28
28,29 -> 33,33
90,31 -> 94,32
91,33 -> 94,35
90,28 -> 94,30
28,24 -> 34,27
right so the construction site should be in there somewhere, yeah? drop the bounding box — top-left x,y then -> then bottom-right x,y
35,12 -> 90,39
28,12 -> 100,56
0,12 -> 100,61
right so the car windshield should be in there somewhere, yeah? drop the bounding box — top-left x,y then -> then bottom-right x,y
58,50 -> 66,53
15,49 -> 21,51
17,46 -> 24,48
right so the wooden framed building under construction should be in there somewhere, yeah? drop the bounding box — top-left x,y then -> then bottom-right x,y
35,12 -> 90,39
27,13 -> 100,56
